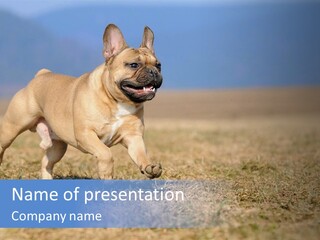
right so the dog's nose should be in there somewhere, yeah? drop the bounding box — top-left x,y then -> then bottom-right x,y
147,68 -> 158,78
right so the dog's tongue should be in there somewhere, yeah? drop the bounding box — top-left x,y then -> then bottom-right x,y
124,84 -> 156,95
143,85 -> 156,93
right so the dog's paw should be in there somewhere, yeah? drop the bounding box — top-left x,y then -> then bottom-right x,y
142,163 -> 162,179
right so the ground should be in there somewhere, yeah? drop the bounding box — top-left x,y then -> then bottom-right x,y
0,87 -> 319,239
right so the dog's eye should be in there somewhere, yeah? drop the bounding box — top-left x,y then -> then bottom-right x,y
156,63 -> 161,71
129,63 -> 139,69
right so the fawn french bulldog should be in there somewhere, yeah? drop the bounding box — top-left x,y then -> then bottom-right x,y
0,24 -> 163,179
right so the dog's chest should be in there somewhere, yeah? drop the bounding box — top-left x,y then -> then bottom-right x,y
100,103 -> 138,146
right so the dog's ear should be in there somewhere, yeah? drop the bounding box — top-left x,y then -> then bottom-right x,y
140,26 -> 154,54
103,24 -> 127,59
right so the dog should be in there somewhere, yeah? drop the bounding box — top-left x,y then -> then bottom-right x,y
0,24 -> 163,179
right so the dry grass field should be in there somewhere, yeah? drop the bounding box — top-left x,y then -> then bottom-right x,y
0,87 -> 319,239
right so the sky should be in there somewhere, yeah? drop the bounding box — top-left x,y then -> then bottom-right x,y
0,0 -> 317,17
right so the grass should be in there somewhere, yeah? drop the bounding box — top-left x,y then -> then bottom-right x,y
0,87 -> 320,239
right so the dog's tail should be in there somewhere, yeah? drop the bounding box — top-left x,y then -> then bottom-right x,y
35,68 -> 51,77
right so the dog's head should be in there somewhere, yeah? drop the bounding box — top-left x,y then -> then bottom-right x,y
102,24 -> 163,104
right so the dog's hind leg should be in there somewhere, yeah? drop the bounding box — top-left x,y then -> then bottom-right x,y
36,119 -> 53,150
0,89 -> 39,164
36,119 -> 67,179
0,119 -> 37,165
41,140 -> 67,179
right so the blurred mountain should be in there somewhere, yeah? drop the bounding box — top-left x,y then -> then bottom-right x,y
0,2 -> 320,97
0,9 -> 99,97
34,3 -> 320,89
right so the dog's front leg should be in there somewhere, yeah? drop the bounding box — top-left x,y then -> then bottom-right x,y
76,130 -> 114,179
122,135 -> 162,179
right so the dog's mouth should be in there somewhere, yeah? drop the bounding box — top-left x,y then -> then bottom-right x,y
120,80 -> 161,103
